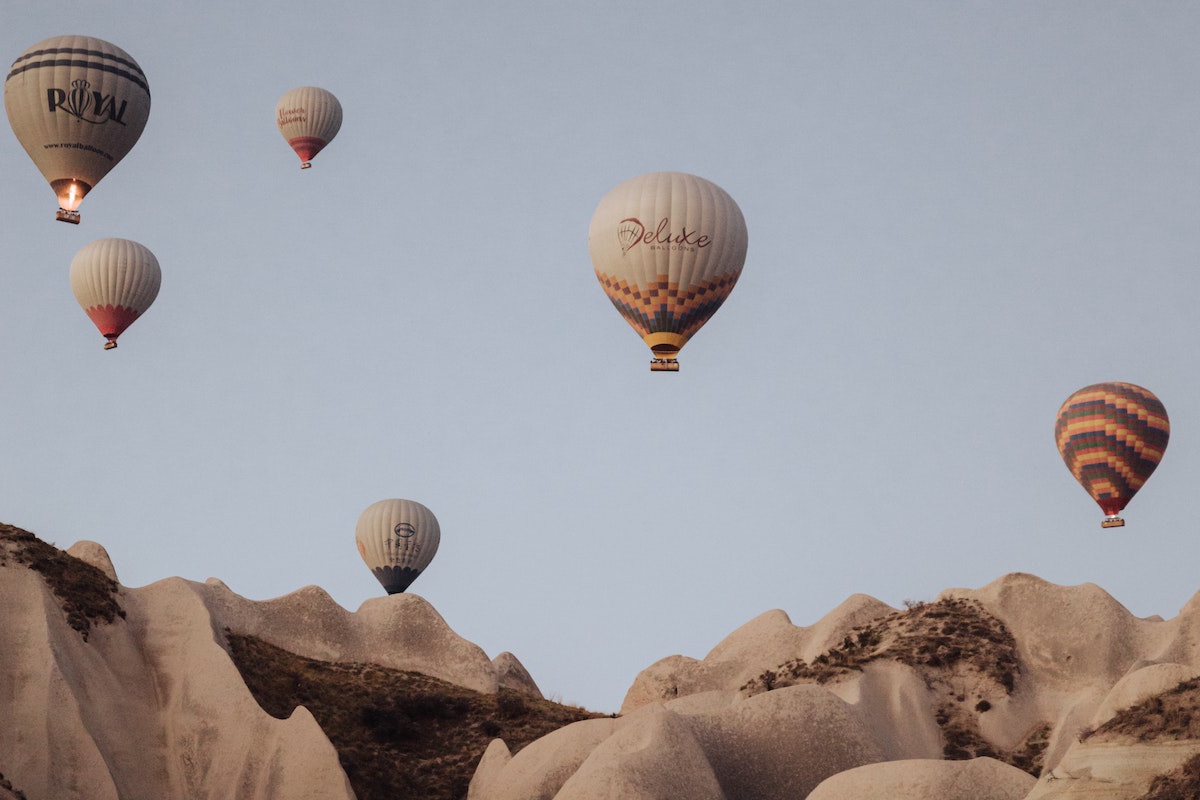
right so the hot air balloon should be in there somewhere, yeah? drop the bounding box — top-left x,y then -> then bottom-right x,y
69,238 -> 161,350
1054,382 -> 1169,528
276,86 -> 341,169
589,172 -> 748,372
4,36 -> 151,224
355,499 -> 440,594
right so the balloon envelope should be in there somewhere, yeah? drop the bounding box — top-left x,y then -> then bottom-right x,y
276,86 -> 341,168
355,499 -> 440,594
4,35 -> 151,222
1054,382 -> 1169,526
69,238 -> 161,349
589,172 -> 748,371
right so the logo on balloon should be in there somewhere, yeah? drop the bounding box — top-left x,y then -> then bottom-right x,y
617,220 -> 641,254
277,107 -> 309,126
46,80 -> 130,126
385,522 -> 421,563
617,217 -> 712,255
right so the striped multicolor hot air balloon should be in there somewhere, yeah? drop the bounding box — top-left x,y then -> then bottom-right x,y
1054,382 -> 1169,528
275,86 -> 341,169
589,172 -> 748,372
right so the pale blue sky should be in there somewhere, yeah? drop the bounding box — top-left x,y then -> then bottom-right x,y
3,2 -> 1200,712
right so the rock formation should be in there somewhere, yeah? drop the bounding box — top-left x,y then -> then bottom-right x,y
0,526 -> 539,800
471,572 -> 1200,800
9,519 -> 1200,800
806,757 -> 1036,800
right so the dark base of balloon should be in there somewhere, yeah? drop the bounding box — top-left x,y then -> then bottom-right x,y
373,566 -> 422,594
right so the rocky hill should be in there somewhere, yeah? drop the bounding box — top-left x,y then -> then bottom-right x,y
0,523 -> 594,800
471,573 -> 1200,800
5,521 -> 1200,800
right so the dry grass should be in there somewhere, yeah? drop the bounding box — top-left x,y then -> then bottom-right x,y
1138,753 -> 1200,799
1085,677 -> 1200,743
1080,678 -> 1200,797
1007,722 -> 1051,776
0,523 -> 124,640
0,772 -> 27,800
740,597 -> 1044,773
225,633 -> 603,800
742,597 -> 1018,695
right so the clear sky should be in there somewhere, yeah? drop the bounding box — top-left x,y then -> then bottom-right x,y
3,3 -> 1200,713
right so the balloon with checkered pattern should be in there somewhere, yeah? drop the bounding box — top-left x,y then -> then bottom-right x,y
1054,382 -> 1169,528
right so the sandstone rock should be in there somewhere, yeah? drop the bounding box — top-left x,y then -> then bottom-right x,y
806,756 -> 1035,800
792,593 -> 897,664
555,705 -> 724,800
0,534 -> 544,800
474,684 -> 887,800
0,562 -> 354,800
66,540 -> 117,582
941,574 -> 1175,772
620,594 -> 894,714
468,718 -> 618,800
942,574 -> 1154,689
673,685 -> 886,800
467,739 -> 513,800
197,580 -> 509,694
494,651 -> 541,696
1024,739 -> 1200,799
23,533 -> 1200,800
823,661 -> 943,761
556,573 -> 1200,798
620,654 -> 740,713
1090,662 -> 1200,729
354,592 -> 500,693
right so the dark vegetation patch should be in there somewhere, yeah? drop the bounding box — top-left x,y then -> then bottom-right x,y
1084,677 -> 1200,744
0,772 -> 28,800
0,523 -> 124,641
936,700 -> 999,761
742,597 -> 1018,695
1138,753 -> 1200,800
226,632 -> 603,800
934,710 -> 1048,774
1006,722 -> 1052,776
741,597 -> 1043,774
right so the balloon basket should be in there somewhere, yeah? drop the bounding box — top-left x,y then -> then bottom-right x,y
300,162 -> 312,170
650,358 -> 679,373
103,341 -> 117,351
56,209 -> 80,225
1101,516 -> 1125,528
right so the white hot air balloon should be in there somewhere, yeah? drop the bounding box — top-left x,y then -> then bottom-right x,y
276,86 -> 342,169
589,172 -> 748,372
4,36 -> 151,223
69,238 -> 161,350
355,499 -> 440,594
